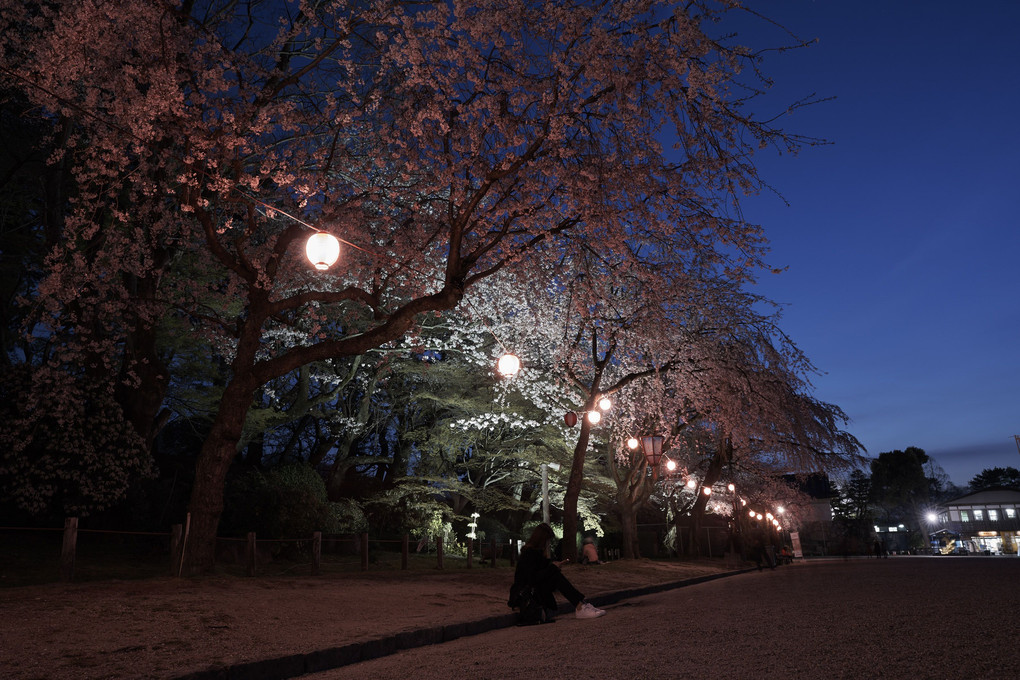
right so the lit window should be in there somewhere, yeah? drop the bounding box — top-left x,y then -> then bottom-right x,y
1007,508 -> 1017,519
989,510 -> 999,521
974,510 -> 983,521
961,510 -> 970,522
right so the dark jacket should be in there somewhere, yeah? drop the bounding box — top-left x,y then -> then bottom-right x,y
513,546 -> 552,588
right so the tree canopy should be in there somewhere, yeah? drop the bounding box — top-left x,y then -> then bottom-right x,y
0,0 -> 862,569
969,467 -> 1020,491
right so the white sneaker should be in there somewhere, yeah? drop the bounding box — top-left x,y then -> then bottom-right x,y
575,602 -> 606,619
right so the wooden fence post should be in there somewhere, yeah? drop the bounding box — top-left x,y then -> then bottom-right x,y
312,531 -> 321,576
170,524 -> 182,576
246,532 -> 257,577
436,536 -> 444,569
466,538 -> 473,569
401,534 -> 409,570
177,513 -> 191,577
60,517 -> 78,582
490,538 -> 497,568
360,532 -> 368,571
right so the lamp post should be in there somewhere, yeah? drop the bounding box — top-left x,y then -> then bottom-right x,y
925,511 -> 939,554
541,462 -> 561,524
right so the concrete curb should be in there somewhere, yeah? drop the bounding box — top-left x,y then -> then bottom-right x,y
174,567 -> 755,680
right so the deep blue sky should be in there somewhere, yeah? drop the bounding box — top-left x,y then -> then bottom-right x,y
730,1 -> 1020,487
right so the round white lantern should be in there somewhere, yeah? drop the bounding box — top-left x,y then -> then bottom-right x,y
306,232 -> 341,270
496,353 -> 521,377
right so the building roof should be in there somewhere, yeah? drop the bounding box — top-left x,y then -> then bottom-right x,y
944,486 -> 1020,506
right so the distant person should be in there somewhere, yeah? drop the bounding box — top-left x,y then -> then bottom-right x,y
580,537 -> 602,565
874,539 -> 886,559
752,535 -> 773,570
510,523 -> 606,620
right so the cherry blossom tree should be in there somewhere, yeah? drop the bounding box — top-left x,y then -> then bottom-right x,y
1,0 -> 814,570
650,311 -> 865,555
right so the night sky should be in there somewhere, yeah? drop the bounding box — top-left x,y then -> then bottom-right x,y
731,1 -> 1020,486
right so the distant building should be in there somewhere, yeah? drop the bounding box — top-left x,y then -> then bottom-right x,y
932,487 -> 1020,555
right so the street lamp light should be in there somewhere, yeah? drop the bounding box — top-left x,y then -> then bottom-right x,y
541,462 -> 561,524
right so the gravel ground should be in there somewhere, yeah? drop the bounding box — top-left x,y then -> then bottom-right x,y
0,557 -> 730,679
307,557 -> 1020,680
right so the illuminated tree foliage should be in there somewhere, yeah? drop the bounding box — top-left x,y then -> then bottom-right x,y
1,0 -> 829,570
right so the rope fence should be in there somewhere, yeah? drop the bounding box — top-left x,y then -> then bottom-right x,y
0,516 -> 525,585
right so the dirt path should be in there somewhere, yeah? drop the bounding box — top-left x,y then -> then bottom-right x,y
307,557 -> 1020,680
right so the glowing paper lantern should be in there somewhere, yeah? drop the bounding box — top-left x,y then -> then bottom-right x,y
305,232 -> 341,270
702,486 -> 712,496
586,410 -> 601,425
627,437 -> 640,450
496,353 -> 521,377
564,412 -> 578,427
598,397 -> 612,411
665,459 -> 677,472
641,435 -> 664,466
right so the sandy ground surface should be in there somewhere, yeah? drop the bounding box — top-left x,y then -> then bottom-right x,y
0,557 -> 733,679
309,557 -> 1020,680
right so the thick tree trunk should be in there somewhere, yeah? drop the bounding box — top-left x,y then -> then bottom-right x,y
184,378 -> 254,573
183,300 -> 265,575
115,322 -> 170,451
618,490 -> 641,559
562,394 -> 599,562
607,444 -> 652,560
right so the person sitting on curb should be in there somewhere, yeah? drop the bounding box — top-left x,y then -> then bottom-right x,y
512,523 -> 606,620
580,536 -> 602,565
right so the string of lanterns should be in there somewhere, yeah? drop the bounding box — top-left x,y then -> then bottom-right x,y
562,396 -> 613,427
487,346 -> 790,531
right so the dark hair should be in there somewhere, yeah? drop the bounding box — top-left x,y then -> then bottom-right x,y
523,523 -> 555,552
